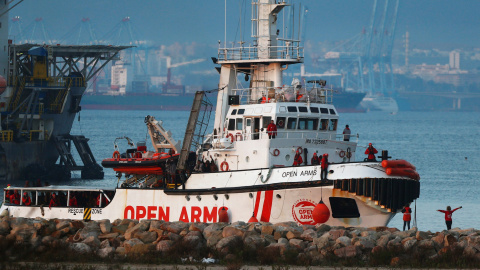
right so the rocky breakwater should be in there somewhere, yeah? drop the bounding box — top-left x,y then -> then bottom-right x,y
0,217 -> 479,267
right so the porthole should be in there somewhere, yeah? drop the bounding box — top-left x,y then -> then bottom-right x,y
285,154 -> 290,161
246,156 -> 250,162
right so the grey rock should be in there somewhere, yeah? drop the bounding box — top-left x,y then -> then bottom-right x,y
70,242 -> 92,254
97,246 -> 115,258
156,240 -> 174,252
216,235 -> 242,255
289,238 -> 306,250
300,229 -> 317,241
135,231 -> 157,244
82,235 -> 101,249
336,236 -> 352,247
99,220 -> 112,234
277,237 -> 289,245
125,221 -> 149,240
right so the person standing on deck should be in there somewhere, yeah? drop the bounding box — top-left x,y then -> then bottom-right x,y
343,125 -> 351,141
321,154 -> 329,181
437,206 -> 462,230
401,204 -> 412,231
267,120 -> 277,139
311,152 -> 321,165
365,143 -> 378,161
293,150 -> 303,166
22,192 -> 32,206
49,193 -> 58,209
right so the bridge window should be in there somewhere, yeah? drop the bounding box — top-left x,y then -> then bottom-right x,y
320,108 -> 329,114
262,116 -> 272,129
286,118 -> 297,130
287,106 -> 297,112
320,119 -> 329,131
279,106 -> 287,112
298,118 -> 318,130
238,109 -> 245,115
236,118 -> 243,130
276,117 -> 286,129
329,119 -> 338,131
231,109 -> 237,115
299,107 -> 308,113
329,109 -> 336,115
310,107 -> 319,113
227,119 -> 235,131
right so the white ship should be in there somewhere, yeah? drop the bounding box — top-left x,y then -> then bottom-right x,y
360,94 -> 399,113
1,0 -> 419,227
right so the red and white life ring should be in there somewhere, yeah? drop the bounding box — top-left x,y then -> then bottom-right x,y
227,133 -> 235,142
296,147 -> 303,154
220,161 -> 229,171
273,149 -> 280,156
112,151 -> 120,159
339,151 -> 346,158
235,132 -> 243,141
277,120 -> 285,128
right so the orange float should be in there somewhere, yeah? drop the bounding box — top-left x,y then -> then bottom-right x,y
381,160 -> 416,171
386,168 -> 420,180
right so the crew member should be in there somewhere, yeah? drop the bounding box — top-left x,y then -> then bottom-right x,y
343,125 -> 351,141
10,190 -> 20,205
365,143 -> 378,161
267,120 -> 277,139
69,192 -> 78,207
49,193 -> 58,209
401,204 -> 412,231
311,152 -> 321,165
321,154 -> 329,181
293,150 -> 303,166
22,192 -> 32,206
437,206 -> 462,230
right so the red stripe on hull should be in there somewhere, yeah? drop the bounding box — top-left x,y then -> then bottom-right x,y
260,190 -> 274,222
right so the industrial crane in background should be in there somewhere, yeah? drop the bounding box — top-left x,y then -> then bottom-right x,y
163,57 -> 205,94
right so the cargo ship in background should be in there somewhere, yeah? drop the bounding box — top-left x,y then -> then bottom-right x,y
80,89 -> 366,112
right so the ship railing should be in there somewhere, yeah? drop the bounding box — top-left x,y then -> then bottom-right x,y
231,86 -> 334,105
218,43 -> 304,61
0,130 -> 13,142
3,187 -> 114,208
8,76 -> 85,88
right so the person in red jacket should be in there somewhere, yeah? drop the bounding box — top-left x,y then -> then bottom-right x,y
365,143 -> 378,161
10,190 -> 20,205
293,150 -> 303,166
69,192 -> 78,207
321,153 -> 329,181
22,192 -> 32,206
437,206 -> 462,230
49,193 -> 58,209
311,152 -> 321,165
401,204 -> 412,231
267,120 -> 277,139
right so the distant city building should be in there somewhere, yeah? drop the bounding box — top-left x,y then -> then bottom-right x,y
110,61 -> 132,95
449,51 -> 460,70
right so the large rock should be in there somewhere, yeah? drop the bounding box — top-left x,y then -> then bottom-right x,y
100,220 -> 112,234
222,226 -> 244,238
10,223 -> 37,243
124,221 -> 150,240
416,230 -> 430,241
244,234 -> 266,251
286,230 -> 302,240
70,242 -> 92,254
156,240 -> 174,252
401,237 -> 417,251
300,229 -> 317,241
82,235 -> 101,249
313,235 -> 330,250
261,224 -> 274,235
289,238 -> 306,250
328,230 -> 347,240
203,223 -> 226,239
112,224 -> 129,235
98,233 -> 119,240
78,222 -> 101,240
376,234 -> 392,248
445,234 -> 458,246
432,232 -> 445,246
0,220 -> 11,235
206,230 -> 223,247
97,246 -> 115,258
189,222 -> 207,232
123,238 -> 144,253
353,236 -> 376,250
161,222 -> 188,234
336,236 -> 352,247
56,220 -> 70,231
216,235 -> 242,255
135,231 -> 157,244
334,245 -> 360,258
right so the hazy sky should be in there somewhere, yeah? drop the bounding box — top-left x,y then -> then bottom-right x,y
8,0 -> 480,50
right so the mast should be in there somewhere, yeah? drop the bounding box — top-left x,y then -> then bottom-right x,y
214,0 -> 304,137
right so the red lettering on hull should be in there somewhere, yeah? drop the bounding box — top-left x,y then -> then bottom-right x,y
123,206 -> 170,221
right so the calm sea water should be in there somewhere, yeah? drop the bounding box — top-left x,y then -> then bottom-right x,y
14,109 -> 480,232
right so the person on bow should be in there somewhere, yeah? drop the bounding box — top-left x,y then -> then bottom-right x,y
401,204 -> 412,231
311,152 -> 321,165
343,125 -> 351,141
49,193 -> 58,209
293,150 -> 303,166
321,153 -> 329,181
267,120 -> 277,139
365,143 -> 378,161
22,192 -> 32,206
10,190 -> 20,205
437,206 -> 462,230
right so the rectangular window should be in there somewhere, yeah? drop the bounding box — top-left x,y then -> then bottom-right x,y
238,109 -> 245,115
236,118 -> 243,130
231,109 -> 237,115
329,119 -> 338,131
276,117 -> 286,129
286,118 -> 297,130
297,118 -> 318,130
287,106 -> 297,112
320,119 -> 329,131
262,116 -> 271,129
227,119 -> 235,131
298,107 -> 308,112
310,107 -> 319,113
329,197 -> 360,218
320,108 -> 329,114
329,109 -> 336,115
